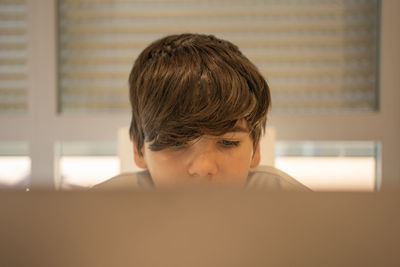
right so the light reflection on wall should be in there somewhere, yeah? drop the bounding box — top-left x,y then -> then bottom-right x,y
0,156 -> 30,188
276,157 -> 376,191
60,156 -> 119,190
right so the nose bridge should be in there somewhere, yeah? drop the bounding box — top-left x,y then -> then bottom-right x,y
187,141 -> 218,177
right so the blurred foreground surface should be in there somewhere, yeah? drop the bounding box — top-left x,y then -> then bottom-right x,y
0,189 -> 399,267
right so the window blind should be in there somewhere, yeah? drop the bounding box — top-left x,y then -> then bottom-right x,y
58,0 -> 379,113
0,0 -> 27,114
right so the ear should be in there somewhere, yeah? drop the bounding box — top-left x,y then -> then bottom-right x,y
250,143 -> 261,168
133,142 -> 147,169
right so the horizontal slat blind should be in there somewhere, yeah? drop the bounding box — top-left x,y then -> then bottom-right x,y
58,0 -> 379,113
0,0 -> 27,114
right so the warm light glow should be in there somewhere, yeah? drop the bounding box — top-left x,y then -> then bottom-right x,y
276,157 -> 376,191
0,156 -> 30,186
60,156 -> 119,189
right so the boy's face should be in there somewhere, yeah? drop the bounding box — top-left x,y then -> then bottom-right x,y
133,120 -> 260,186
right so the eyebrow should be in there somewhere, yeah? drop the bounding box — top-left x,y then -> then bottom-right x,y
226,126 -> 249,133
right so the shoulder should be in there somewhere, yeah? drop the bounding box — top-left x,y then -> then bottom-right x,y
90,170 -> 153,190
247,165 -> 311,191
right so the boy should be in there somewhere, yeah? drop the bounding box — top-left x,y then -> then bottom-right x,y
95,33 -> 309,191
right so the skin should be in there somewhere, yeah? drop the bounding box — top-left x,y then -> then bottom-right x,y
133,120 -> 260,186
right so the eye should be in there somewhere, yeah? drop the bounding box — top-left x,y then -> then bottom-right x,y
173,141 -> 186,146
168,141 -> 189,151
172,141 -> 188,148
218,139 -> 240,148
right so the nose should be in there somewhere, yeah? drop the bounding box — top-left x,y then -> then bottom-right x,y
187,151 -> 218,178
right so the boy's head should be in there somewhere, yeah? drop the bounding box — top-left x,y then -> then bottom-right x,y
128,33 -> 271,185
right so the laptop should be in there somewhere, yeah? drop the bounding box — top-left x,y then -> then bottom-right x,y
1,189 -> 399,267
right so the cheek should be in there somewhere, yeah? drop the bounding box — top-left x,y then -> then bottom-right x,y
144,150 -> 187,183
235,142 -> 254,163
219,144 -> 254,175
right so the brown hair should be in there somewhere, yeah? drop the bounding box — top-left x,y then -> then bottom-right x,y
129,33 -> 270,155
